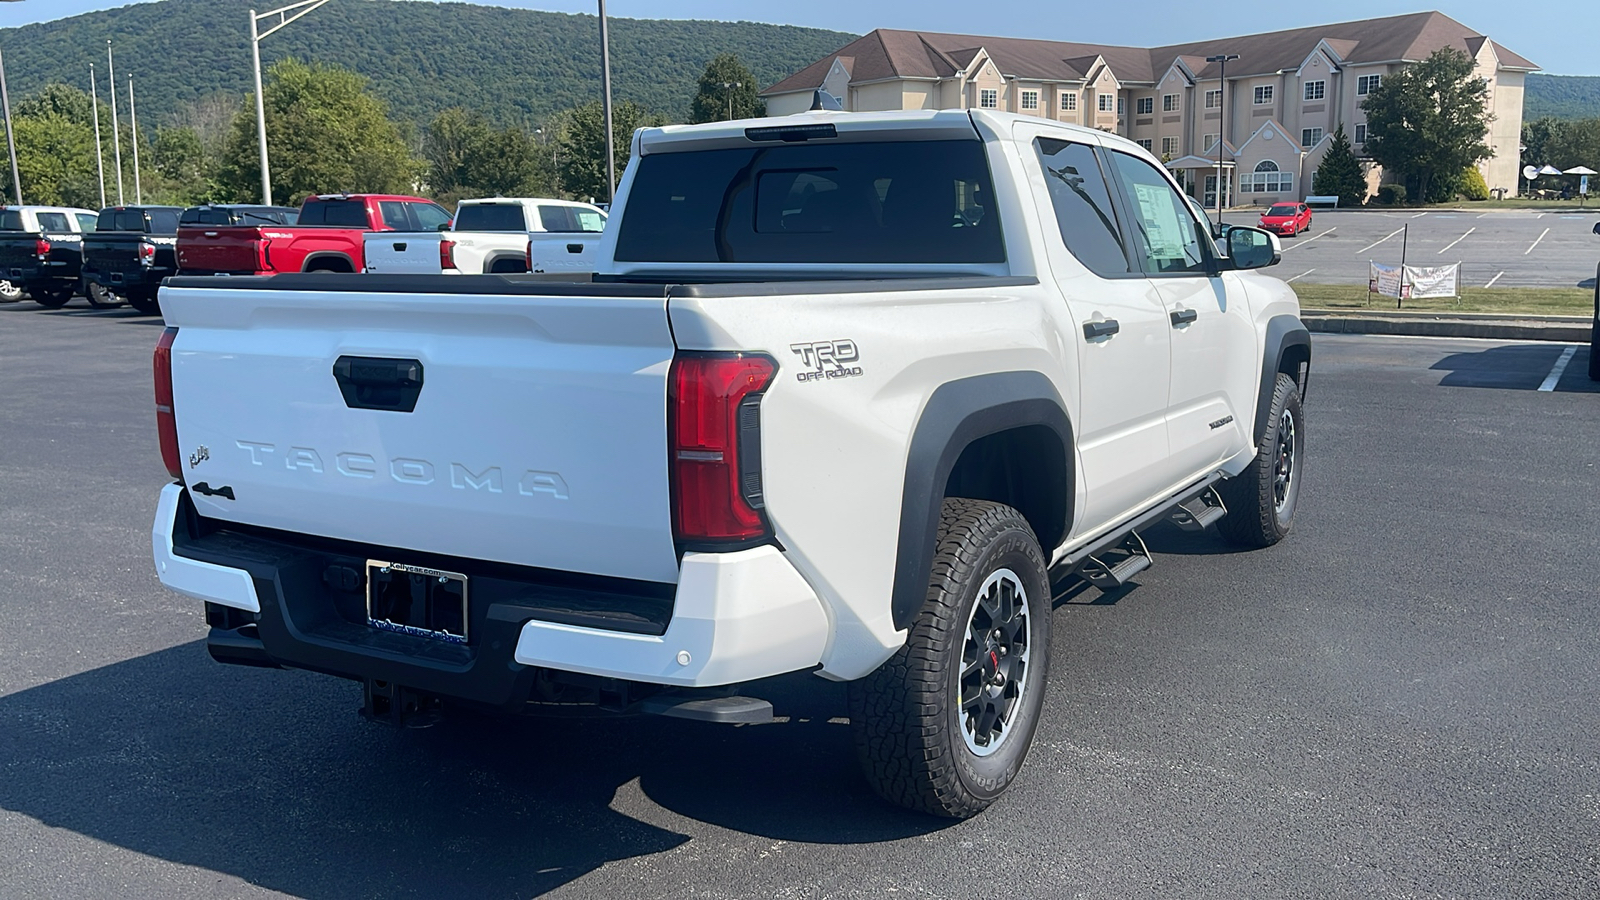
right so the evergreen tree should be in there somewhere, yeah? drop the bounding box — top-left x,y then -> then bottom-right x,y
690,54 -> 765,123
1362,48 -> 1491,205
1312,125 -> 1367,207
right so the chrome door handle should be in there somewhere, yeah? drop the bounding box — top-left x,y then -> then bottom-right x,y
1082,319 -> 1120,340
1170,308 -> 1198,326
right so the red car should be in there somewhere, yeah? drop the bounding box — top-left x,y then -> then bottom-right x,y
1259,202 -> 1312,236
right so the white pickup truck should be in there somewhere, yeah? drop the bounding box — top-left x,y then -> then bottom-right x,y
362,197 -> 606,275
151,109 -> 1309,818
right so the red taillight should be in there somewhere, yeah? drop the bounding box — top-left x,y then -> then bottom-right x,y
440,238 -> 455,270
669,353 -> 776,543
34,238 -> 50,259
525,239 -> 533,272
154,327 -> 182,480
139,242 -> 156,265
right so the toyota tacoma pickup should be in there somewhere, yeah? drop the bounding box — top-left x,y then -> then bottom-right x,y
0,205 -> 100,307
82,205 -> 184,314
176,193 -> 450,279
150,109 -> 1309,818
362,197 -> 606,275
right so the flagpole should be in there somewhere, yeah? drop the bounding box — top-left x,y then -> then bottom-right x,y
128,74 -> 142,204
107,41 -> 124,204
0,48 -> 21,205
90,64 -> 106,208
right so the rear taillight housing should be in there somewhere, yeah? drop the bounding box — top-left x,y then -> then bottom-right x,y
439,238 -> 455,270
154,327 -> 182,480
33,238 -> 50,259
524,239 -> 533,272
669,353 -> 777,545
139,242 -> 156,266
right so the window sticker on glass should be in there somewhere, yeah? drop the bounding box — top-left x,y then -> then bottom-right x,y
1131,182 -> 1187,262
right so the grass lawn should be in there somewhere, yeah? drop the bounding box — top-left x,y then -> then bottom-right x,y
1291,282 -> 1597,317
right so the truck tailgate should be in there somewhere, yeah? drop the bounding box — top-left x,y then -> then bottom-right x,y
160,278 -> 681,584
363,232 -> 442,274
177,226 -> 266,273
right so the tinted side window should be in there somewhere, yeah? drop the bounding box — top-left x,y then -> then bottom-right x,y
36,212 -> 70,232
75,213 -> 98,232
378,201 -> 411,231
1034,138 -> 1130,276
0,210 -> 24,230
538,205 -> 580,233
1106,151 -> 1208,275
454,204 -> 527,232
409,202 -> 453,232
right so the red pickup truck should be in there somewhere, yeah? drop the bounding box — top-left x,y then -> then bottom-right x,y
176,194 -> 451,275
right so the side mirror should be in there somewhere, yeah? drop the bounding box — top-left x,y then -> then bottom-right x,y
1227,225 -> 1281,269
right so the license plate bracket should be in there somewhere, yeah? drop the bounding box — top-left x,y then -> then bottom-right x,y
366,560 -> 469,644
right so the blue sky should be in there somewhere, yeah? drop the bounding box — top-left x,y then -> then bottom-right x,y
1,0 -> 1590,75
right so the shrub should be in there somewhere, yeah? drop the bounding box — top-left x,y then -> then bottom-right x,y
1460,167 -> 1490,201
1376,183 -> 1408,206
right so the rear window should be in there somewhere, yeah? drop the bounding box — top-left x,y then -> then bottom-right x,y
297,199 -> 369,227
0,210 -> 23,231
148,210 -> 180,233
1267,204 -> 1299,216
97,209 -> 147,231
613,140 -> 1004,264
455,203 -> 527,232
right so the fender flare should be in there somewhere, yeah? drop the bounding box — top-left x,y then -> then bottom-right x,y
890,371 -> 1074,631
301,251 -> 356,273
1254,314 -> 1311,446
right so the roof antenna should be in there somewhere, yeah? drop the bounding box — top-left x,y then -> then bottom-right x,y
810,89 -> 843,111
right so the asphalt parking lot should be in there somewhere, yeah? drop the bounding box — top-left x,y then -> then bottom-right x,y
1254,208 -> 1600,289
2,305 -> 1598,898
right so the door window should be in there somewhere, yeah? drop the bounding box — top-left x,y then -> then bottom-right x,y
1106,151 -> 1208,275
409,202 -> 453,232
75,213 -> 98,232
378,201 -> 412,231
1033,137 -> 1130,276
36,212 -> 70,232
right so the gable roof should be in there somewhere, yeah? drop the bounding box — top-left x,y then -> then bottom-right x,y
762,11 -> 1538,95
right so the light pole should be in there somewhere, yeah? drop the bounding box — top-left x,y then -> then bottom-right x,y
597,0 -> 616,202
0,48 -> 20,205
128,75 -> 142,205
721,81 -> 743,121
250,0 -> 334,205
107,41 -> 123,205
89,65 -> 106,208
1205,53 -> 1238,223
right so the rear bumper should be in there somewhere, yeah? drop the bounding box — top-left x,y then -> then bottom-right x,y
84,267 -> 172,288
151,484 -> 830,701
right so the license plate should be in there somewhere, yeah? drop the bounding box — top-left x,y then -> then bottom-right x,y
366,560 -> 469,644
109,272 -> 124,283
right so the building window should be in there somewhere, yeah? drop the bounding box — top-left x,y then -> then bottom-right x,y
1161,136 -> 1179,156
1061,92 -> 1077,111
1021,90 -> 1039,110
1098,94 -> 1114,112
1205,89 -> 1222,109
1241,160 -> 1293,194
1203,133 -> 1219,151
1137,139 -> 1153,150
1163,93 -> 1180,112
1304,80 -> 1325,101
1136,97 -> 1154,115
1301,127 -> 1323,148
979,88 -> 997,109
1117,97 -> 1125,115
1354,123 -> 1367,144
1357,74 -> 1382,95
1253,85 -> 1273,104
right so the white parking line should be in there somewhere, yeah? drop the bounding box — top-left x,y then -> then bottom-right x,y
1356,227 -> 1406,254
1410,212 -> 1429,218
1285,269 -> 1316,282
1282,227 -> 1335,251
1437,227 -> 1475,254
1476,213 -> 1491,219
1485,271 -> 1505,288
1538,346 -> 1577,392
1525,227 -> 1551,255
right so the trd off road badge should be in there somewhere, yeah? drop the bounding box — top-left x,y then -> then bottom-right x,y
790,339 -> 863,383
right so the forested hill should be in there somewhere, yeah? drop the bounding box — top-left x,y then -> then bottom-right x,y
0,0 -> 855,126
1525,74 -> 1600,121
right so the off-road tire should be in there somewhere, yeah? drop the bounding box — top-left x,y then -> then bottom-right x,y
126,289 -> 160,316
1220,372 -> 1304,547
84,281 -> 124,309
31,285 -> 72,309
848,497 -> 1051,818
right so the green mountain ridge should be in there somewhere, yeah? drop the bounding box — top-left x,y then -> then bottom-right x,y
1525,74 -> 1600,121
0,0 -> 857,128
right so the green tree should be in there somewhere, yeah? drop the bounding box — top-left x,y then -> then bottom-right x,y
1311,124 -> 1367,207
216,58 -> 423,204
1362,48 -> 1492,204
558,99 -> 664,202
425,108 -> 550,201
690,53 -> 765,123
424,107 -> 493,197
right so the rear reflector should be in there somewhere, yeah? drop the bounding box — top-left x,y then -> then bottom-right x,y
154,327 -> 182,480
669,353 -> 776,544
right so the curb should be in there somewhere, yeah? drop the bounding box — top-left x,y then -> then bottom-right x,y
1303,313 -> 1594,342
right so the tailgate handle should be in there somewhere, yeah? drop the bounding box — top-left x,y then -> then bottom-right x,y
393,242 -> 407,251
332,356 -> 424,413
567,243 -> 584,253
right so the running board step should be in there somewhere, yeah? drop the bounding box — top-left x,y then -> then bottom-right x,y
1078,531 -> 1152,590
1168,487 -> 1228,532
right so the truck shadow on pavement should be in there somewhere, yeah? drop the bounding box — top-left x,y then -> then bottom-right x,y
0,303 -> 163,323
1431,344 -> 1598,392
0,643 -> 944,898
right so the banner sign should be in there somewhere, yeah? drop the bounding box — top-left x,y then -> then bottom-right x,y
1405,264 -> 1459,299
1369,261 -> 1408,299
